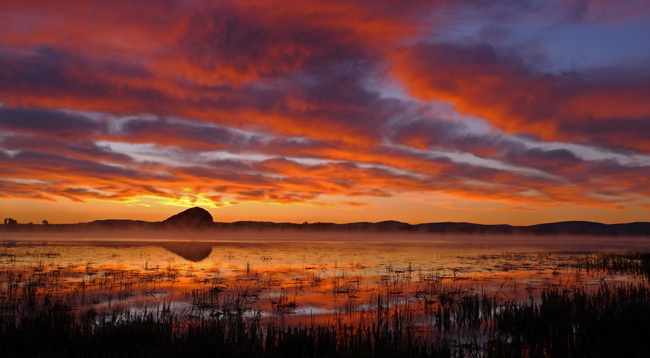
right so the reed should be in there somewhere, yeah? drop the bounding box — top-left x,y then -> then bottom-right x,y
2,250 -> 650,357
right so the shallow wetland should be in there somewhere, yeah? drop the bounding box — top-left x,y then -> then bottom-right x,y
2,233 -> 650,357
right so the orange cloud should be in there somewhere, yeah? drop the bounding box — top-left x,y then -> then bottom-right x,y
391,42 -> 650,151
1,0 -> 649,223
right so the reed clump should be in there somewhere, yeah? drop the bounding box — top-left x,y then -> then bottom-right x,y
2,250 -> 650,357
3,281 -> 650,357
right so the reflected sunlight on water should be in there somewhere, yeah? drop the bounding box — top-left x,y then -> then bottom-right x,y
2,233 -> 650,330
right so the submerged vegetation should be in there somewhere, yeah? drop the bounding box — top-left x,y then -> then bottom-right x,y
1,244 -> 650,357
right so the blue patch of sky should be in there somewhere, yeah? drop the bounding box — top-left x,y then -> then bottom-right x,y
426,9 -> 650,74
518,21 -> 650,72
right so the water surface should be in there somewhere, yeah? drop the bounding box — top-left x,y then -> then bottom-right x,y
2,233 -> 649,329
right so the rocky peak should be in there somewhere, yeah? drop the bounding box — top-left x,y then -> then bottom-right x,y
162,207 -> 213,228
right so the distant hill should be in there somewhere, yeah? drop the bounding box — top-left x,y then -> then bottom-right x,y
162,207 -> 213,228
1,207 -> 649,236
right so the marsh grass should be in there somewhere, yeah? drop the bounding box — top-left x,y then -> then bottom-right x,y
2,250 -> 650,357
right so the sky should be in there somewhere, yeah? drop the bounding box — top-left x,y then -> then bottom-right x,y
1,0 -> 650,225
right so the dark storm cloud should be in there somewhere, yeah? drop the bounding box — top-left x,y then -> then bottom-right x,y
11,151 -> 141,178
0,107 -> 104,137
0,134 -> 133,163
178,4 -> 369,84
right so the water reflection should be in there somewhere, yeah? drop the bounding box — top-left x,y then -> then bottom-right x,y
3,234 -> 650,357
2,234 -> 649,328
159,242 -> 214,262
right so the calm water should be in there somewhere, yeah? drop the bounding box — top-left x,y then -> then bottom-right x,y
2,233 -> 650,328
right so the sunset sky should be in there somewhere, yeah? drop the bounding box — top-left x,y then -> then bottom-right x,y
1,1 -> 650,225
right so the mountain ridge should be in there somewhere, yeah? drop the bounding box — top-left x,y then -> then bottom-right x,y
2,207 -> 649,236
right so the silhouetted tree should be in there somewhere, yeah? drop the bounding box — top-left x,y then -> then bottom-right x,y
42,220 -> 49,225
3,218 -> 17,225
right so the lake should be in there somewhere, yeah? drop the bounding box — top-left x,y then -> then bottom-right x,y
2,232 -> 650,357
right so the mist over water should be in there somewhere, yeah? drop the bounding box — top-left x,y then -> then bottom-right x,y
4,230 -> 650,254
